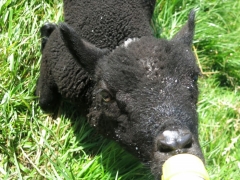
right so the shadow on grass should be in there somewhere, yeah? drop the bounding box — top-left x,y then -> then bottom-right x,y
55,102 -> 153,180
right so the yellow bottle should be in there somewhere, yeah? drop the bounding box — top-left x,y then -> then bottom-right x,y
161,154 -> 209,180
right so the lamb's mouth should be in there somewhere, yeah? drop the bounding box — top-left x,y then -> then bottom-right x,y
150,152 -> 184,179
150,133 -> 204,179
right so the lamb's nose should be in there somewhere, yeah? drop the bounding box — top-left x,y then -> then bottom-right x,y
157,129 -> 192,152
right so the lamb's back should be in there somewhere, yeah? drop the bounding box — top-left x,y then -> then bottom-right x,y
64,0 -> 155,49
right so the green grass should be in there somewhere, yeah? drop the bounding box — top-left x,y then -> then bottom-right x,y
0,0 -> 239,179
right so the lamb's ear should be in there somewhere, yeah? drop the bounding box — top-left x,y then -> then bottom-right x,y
59,23 -> 109,74
172,10 -> 195,46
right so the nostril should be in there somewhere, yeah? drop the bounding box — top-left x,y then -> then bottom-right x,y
158,142 -> 176,153
178,132 -> 193,148
157,130 -> 193,152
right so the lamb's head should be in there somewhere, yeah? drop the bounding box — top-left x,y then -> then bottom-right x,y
60,11 -> 203,179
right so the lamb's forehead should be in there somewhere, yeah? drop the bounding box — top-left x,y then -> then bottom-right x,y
97,37 -> 197,90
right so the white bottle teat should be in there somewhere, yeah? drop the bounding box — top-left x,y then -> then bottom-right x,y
161,154 -> 209,180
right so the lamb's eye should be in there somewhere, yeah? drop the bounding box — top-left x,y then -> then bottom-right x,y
100,90 -> 112,102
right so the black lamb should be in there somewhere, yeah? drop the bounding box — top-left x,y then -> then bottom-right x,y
36,0 -> 204,179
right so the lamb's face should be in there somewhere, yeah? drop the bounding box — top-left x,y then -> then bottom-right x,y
88,37 -> 203,178
59,11 -> 203,179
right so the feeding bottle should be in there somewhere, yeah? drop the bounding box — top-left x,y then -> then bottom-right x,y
161,154 -> 209,180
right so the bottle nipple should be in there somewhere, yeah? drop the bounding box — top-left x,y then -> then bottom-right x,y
161,154 -> 209,180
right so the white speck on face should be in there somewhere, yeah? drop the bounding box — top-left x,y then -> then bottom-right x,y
122,38 -> 139,48
140,57 -> 159,79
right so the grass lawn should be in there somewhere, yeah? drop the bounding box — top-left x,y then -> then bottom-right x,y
0,0 -> 239,179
